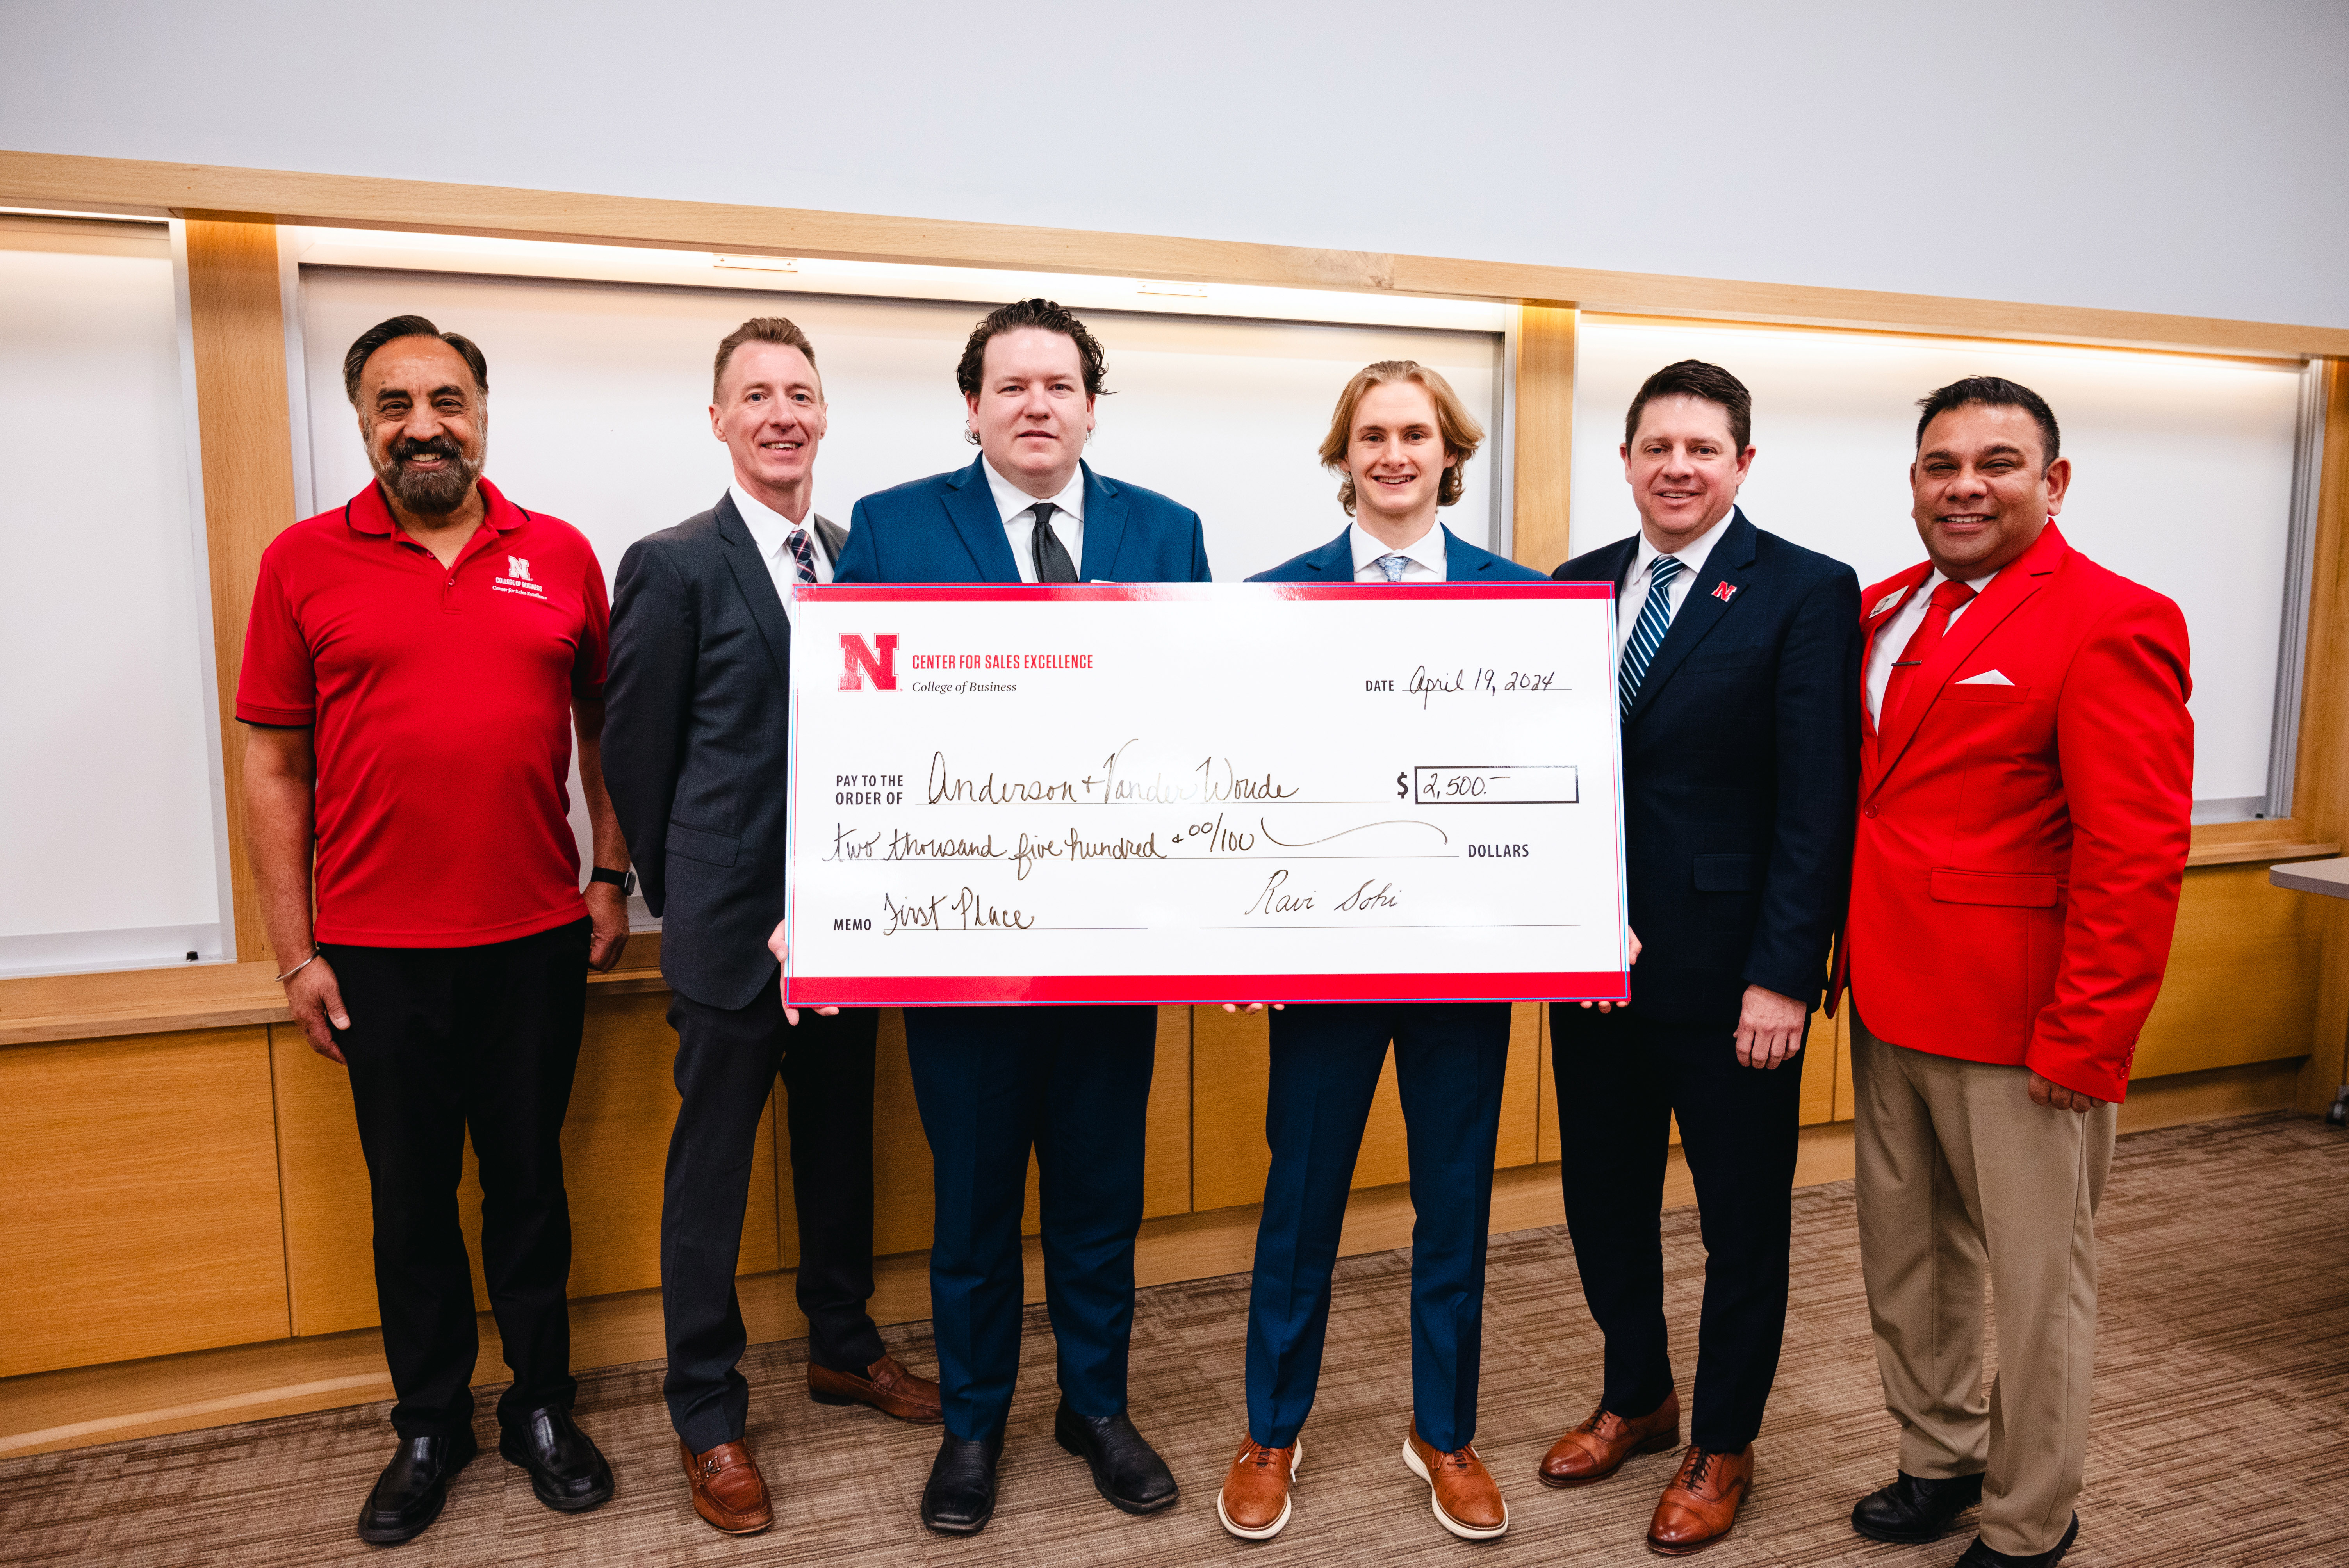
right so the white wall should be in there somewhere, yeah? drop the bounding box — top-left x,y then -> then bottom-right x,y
3,2 -> 2345,331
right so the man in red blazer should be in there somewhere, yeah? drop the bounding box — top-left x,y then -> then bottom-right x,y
1840,377 -> 2192,1568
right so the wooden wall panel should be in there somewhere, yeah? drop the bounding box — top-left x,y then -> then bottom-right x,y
0,1030 -> 287,1376
183,218 -> 299,964
2135,862 -> 2327,1079
2292,360 -> 2349,1110
1144,1005 -> 1193,1217
274,993 -> 773,1337
1495,1002 -> 1542,1167
1537,1008 -> 1558,1161
1513,305 -> 1577,571
870,1009 -> 935,1256
1191,1005 -> 1272,1212
1799,1007 -> 1841,1124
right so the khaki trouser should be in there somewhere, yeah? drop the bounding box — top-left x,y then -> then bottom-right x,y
1850,1008 -> 2116,1557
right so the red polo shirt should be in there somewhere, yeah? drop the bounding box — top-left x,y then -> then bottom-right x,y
237,479 -> 610,947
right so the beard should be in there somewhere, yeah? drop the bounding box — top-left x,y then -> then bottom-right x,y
371,433 -> 485,516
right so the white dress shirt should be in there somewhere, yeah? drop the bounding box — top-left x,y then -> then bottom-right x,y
1348,518 -> 1447,582
982,460 -> 1085,583
1615,510 -> 1734,670
730,480 -> 834,595
1864,565 -> 2000,722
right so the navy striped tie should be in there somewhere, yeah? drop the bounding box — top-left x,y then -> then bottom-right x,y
1618,554 -> 1684,715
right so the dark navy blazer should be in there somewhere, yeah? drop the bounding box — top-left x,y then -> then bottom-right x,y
836,456 -> 1211,584
1246,522 -> 1546,584
1553,508 -> 1861,1027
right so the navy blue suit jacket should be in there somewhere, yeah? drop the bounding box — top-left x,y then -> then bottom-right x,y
836,456 -> 1211,584
1247,523 -> 1545,584
1554,509 -> 1860,1027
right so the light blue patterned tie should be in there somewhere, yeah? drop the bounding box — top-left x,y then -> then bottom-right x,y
1618,554 -> 1684,714
1374,552 -> 1412,583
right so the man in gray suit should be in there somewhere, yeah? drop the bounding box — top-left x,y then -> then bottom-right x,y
604,317 -> 941,1538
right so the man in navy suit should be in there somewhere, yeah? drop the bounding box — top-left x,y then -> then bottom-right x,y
827,299 -> 1209,1535
1536,361 -> 1859,1554
1214,362 -> 1543,1546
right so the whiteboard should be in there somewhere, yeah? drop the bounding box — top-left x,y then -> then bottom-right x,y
1571,318 -> 2308,811
296,267 -> 1503,914
0,218 -> 226,976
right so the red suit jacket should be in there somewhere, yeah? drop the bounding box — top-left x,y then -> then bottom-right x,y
1840,523 -> 2193,1102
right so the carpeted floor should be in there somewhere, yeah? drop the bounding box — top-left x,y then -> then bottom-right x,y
4,1112 -> 2345,1566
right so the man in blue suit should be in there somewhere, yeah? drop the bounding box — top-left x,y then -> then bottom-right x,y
1214,362 -> 1543,1546
829,299 -> 1209,1535
1537,361 -> 1859,1555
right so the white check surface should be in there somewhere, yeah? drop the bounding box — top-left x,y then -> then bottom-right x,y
784,585 -> 1628,1005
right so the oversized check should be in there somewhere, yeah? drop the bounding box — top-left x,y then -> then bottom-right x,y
782,583 -> 1628,1007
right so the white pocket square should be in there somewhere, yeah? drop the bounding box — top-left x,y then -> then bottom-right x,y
1955,669 -> 2014,686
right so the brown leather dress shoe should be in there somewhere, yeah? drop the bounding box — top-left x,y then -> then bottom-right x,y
807,1353 -> 944,1424
1217,1435 -> 1303,1540
679,1438 -> 773,1535
1647,1443 -> 1752,1556
1402,1420 -> 1509,1540
1540,1391 -> 1682,1487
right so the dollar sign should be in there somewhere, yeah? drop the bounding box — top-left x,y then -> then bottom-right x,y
1396,770 -> 1408,799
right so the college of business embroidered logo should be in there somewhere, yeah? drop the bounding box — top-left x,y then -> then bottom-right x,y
492,554 -> 549,600
839,633 -> 900,691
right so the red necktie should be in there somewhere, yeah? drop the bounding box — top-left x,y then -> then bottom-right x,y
1882,579 -> 1978,729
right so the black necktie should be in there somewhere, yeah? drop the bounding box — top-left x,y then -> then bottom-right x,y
1030,501 -> 1077,583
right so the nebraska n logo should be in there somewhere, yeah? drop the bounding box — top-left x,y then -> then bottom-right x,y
839,633 -> 900,691
506,556 -> 533,582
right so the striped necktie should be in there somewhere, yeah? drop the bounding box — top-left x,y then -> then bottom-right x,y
1618,554 -> 1684,715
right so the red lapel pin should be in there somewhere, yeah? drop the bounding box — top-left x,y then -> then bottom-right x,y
1712,581 -> 1739,602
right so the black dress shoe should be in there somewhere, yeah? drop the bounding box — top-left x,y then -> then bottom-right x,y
1053,1399 -> 1179,1515
1956,1512 -> 2080,1567
499,1405 -> 615,1514
356,1430 -> 478,1546
1852,1470 -> 1985,1543
921,1431 -> 1005,1535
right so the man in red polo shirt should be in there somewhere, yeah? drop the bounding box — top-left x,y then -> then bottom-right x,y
239,315 -> 631,1548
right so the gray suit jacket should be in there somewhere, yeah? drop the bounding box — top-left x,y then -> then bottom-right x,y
603,492 -> 844,1010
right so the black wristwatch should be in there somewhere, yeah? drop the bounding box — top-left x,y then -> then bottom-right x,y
590,867 -> 637,895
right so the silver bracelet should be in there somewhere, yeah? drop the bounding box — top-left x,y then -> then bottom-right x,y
275,950 -> 319,984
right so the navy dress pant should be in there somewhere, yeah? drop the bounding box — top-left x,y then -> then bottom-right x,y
903,1003 -> 1158,1441
660,987 -> 885,1454
1548,1003 -> 1804,1452
1245,1002 -> 1511,1453
323,918 -> 589,1440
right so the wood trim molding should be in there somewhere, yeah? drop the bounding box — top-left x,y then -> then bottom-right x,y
0,961 -> 667,1050
2294,358 -> 2349,1109
183,219 -> 299,963
1511,305 -> 1575,569
2184,837 -> 2340,868
5,150 -> 2346,358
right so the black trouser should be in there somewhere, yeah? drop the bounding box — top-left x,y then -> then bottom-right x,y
661,985 -> 884,1453
1549,1003 -> 1804,1453
323,918 -> 590,1440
